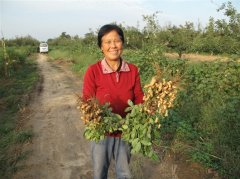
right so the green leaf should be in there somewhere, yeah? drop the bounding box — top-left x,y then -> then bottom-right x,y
125,106 -> 132,112
127,99 -> 134,106
115,114 -> 122,120
135,141 -> 141,153
131,129 -> 136,138
141,140 -> 151,146
150,152 -> 159,161
122,124 -> 128,130
132,138 -> 139,145
130,109 -> 136,117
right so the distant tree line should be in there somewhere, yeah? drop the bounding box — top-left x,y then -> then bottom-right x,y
122,1 -> 240,57
3,35 -> 39,47
2,1 -> 239,58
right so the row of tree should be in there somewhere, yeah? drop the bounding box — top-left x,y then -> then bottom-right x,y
2,1 -> 239,58
123,1 -> 240,57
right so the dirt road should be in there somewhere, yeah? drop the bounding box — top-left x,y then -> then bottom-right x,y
13,54 -> 212,179
14,54 -> 93,179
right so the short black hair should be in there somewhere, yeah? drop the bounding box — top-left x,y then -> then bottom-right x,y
97,24 -> 124,48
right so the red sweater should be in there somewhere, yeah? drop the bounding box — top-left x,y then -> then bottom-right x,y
82,59 -> 144,117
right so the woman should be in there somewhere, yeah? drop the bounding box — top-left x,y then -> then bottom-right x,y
82,24 -> 143,179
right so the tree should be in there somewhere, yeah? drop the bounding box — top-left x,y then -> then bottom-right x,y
216,1 -> 240,54
167,22 -> 195,58
124,25 -> 143,49
142,11 -> 161,46
217,1 -> 240,38
83,30 -> 96,46
59,32 -> 71,39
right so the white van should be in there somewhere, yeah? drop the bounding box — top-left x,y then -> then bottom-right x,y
39,42 -> 48,53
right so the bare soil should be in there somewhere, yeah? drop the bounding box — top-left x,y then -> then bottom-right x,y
164,52 -> 229,62
13,54 -> 218,179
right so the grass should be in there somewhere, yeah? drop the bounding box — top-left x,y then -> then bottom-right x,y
71,53 -> 99,77
0,53 -> 39,178
48,48 -> 70,60
48,46 -> 101,78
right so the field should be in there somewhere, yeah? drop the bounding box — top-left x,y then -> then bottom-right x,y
1,7 -> 240,177
0,46 -> 39,178
47,43 -> 240,178
1,39 -> 239,178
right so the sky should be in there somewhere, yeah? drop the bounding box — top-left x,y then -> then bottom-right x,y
0,0 -> 239,41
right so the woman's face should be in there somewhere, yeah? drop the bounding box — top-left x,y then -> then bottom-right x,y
101,30 -> 123,61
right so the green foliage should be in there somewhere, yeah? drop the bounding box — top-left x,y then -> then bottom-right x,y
167,22 -> 195,58
82,31 -> 97,47
122,101 -> 159,160
48,40 -> 101,77
83,99 -> 168,161
83,103 -> 124,142
47,32 -> 78,47
217,1 -> 240,39
0,45 -> 36,78
59,32 -> 71,39
0,130 -> 33,178
123,26 -> 144,49
4,35 -> 39,47
124,46 -> 239,178
0,52 -> 38,178
170,61 -> 240,178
